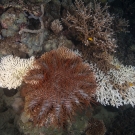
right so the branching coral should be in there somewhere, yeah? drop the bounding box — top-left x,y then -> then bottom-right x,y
62,0 -> 117,52
62,0 -> 129,73
91,58 -> 135,107
21,46 -> 97,127
0,55 -> 34,89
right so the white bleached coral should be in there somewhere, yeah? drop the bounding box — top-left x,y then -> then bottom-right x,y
90,59 -> 135,108
0,55 -> 35,89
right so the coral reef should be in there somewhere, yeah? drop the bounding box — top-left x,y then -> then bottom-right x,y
21,46 -> 97,127
0,0 -> 135,134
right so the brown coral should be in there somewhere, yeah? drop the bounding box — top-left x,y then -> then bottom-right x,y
62,0 -> 119,73
62,0 -> 129,73
21,46 -> 97,128
62,0 -> 117,53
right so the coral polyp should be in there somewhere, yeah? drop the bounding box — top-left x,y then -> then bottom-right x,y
21,47 -> 96,127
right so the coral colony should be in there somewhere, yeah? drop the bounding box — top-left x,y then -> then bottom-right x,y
0,55 -> 34,89
0,0 -> 134,128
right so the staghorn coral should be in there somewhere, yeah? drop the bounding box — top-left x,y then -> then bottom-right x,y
0,55 -> 35,89
21,46 -> 97,127
62,0 -> 129,72
62,0 -> 117,52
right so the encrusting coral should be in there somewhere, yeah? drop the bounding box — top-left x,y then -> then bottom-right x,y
0,55 -> 35,89
21,46 -> 97,127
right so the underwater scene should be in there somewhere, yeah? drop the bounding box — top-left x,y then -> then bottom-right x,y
0,0 -> 135,134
